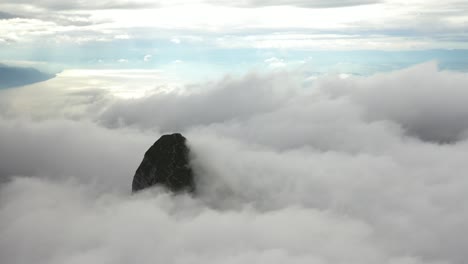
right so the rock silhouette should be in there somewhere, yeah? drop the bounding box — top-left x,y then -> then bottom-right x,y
132,133 -> 195,193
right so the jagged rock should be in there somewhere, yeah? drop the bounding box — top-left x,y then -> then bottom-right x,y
132,133 -> 195,193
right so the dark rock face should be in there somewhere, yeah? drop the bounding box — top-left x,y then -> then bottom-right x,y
132,133 -> 195,193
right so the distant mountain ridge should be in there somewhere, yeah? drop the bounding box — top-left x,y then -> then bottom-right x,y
0,64 -> 55,89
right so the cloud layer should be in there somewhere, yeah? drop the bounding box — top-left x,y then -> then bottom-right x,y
1,0 -> 468,53
207,0 -> 381,8
1,63 -> 468,264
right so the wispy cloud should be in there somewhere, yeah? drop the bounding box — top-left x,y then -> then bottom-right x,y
208,0 -> 382,8
1,0 -> 468,53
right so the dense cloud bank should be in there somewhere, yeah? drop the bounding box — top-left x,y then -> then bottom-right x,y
1,62 -> 468,264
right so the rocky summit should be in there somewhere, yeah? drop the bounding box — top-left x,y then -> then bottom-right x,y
132,133 -> 195,193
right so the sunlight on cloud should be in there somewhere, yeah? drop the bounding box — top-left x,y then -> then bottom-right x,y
1,0 -> 467,50
0,69 -> 185,120
50,69 -> 178,96
95,4 -> 380,31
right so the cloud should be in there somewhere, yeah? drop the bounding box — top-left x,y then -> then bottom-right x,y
209,0 -> 382,8
96,62 -> 468,144
1,1 -> 467,51
98,71 -> 297,132
114,34 -> 131,40
1,63 -> 468,264
0,118 -> 154,191
0,11 -> 20,20
0,177 -> 416,264
143,54 -> 152,62
0,0 -> 157,11
2,0 -> 381,12
264,57 -> 286,68
0,68 -> 178,122
170,37 -> 181,44
316,62 -> 468,143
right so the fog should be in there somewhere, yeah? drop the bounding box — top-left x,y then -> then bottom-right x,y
1,62 -> 468,264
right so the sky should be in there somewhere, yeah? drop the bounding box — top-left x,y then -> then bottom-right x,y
1,1 -> 468,264
1,0 -> 468,76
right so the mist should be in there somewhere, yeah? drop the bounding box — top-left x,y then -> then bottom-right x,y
1,63 -> 468,264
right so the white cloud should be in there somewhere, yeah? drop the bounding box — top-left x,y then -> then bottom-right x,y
143,54 -> 152,62
1,1 -> 468,49
0,0 -> 157,11
170,37 -> 181,44
1,63 -> 468,264
207,0 -> 381,8
115,34 -> 131,39
0,69 -> 178,119
264,57 -> 286,68
212,33 -> 460,50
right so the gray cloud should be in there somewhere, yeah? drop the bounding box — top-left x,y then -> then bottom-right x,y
0,0 -> 156,11
0,118 -> 154,192
2,177 -> 430,264
0,11 -> 19,19
1,0 -> 381,11
210,0 -> 381,8
317,62 -> 468,143
99,72 -> 297,132
1,63 -> 468,264
97,62 -> 468,145
0,3 -> 114,27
